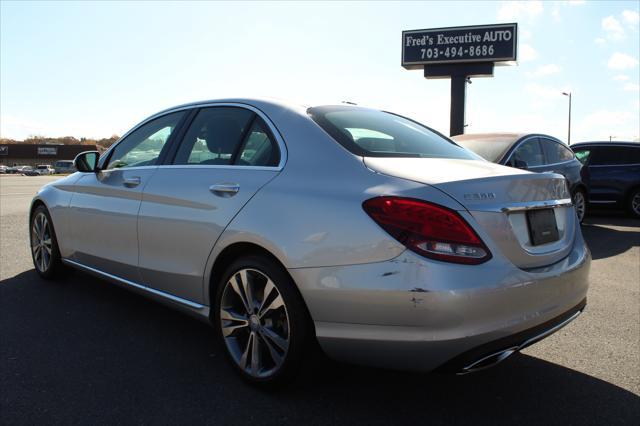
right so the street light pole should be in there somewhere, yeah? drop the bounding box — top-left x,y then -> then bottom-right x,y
562,92 -> 572,145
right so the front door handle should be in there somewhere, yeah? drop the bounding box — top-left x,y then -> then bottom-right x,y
123,177 -> 141,188
209,183 -> 240,197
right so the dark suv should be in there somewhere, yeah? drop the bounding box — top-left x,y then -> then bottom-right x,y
570,142 -> 640,218
453,133 -> 588,222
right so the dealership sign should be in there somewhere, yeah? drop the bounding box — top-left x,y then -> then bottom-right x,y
402,23 -> 517,69
37,146 -> 58,155
0,146 -> 7,156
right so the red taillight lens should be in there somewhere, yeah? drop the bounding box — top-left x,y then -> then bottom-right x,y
363,196 -> 491,265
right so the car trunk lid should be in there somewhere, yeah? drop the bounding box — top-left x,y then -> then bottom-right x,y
364,157 -> 575,268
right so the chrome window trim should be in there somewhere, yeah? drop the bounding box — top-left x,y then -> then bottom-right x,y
503,136 -> 574,167
160,164 -> 283,171
101,102 -> 288,172
62,258 -> 205,309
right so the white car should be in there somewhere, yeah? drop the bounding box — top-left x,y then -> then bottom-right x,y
35,165 -> 54,175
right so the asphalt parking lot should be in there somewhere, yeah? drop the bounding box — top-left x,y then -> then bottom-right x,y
1,175 -> 639,425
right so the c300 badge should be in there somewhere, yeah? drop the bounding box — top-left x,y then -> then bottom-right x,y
464,192 -> 497,200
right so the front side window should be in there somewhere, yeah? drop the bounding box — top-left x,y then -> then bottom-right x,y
508,138 -> 544,167
308,106 -> 477,159
106,111 -> 185,169
541,139 -> 573,163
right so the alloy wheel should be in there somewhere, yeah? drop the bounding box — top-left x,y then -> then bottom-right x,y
573,191 -> 586,222
632,191 -> 640,216
31,212 -> 53,273
220,268 -> 290,378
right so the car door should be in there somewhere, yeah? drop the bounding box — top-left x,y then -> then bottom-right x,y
586,146 -> 639,204
137,105 -> 283,303
67,111 -> 186,282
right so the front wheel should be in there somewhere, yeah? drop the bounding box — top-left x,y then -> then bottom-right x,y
629,188 -> 640,218
572,189 -> 587,223
30,205 -> 63,279
215,255 -> 310,386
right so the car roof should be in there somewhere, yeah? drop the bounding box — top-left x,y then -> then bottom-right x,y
451,132 -> 563,144
571,141 -> 639,148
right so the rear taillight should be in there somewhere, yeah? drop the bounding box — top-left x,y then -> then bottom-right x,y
363,197 -> 491,265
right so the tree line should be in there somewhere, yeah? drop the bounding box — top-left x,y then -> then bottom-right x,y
0,135 -> 120,152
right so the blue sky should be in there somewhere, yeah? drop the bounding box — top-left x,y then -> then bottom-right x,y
1,1 -> 639,142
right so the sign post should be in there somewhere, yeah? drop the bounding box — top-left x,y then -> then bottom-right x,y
402,23 -> 517,136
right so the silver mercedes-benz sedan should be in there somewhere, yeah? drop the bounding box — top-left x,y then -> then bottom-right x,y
29,98 -> 590,385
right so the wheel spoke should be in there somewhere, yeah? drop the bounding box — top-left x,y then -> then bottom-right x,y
258,331 -> 284,366
258,279 -> 276,316
239,332 -> 254,371
229,274 -> 252,314
261,325 -> 288,352
40,248 -> 46,271
220,308 -> 249,337
238,269 -> 255,312
259,294 -> 285,319
251,331 -> 261,375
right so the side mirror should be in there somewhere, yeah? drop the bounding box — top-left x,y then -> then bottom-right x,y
514,159 -> 528,169
74,151 -> 100,173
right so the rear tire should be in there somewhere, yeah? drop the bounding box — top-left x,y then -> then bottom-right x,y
30,205 -> 63,279
629,188 -> 640,218
572,189 -> 587,223
214,254 -> 310,386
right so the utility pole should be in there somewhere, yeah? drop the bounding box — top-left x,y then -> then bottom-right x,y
562,92 -> 572,145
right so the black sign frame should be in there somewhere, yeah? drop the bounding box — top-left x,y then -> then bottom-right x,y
402,23 -> 518,69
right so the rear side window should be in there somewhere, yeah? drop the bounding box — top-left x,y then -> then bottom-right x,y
174,107 -> 280,167
508,138 -> 544,167
308,106 -> 476,159
541,139 -> 573,163
590,146 -> 640,165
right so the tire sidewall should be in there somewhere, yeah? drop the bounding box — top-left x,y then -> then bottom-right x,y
30,205 -> 62,279
214,255 -> 309,386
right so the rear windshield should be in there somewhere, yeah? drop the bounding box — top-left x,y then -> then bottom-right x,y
453,137 -> 514,162
308,106 -> 477,159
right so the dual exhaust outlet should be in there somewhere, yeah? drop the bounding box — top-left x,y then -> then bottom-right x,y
458,309 -> 582,375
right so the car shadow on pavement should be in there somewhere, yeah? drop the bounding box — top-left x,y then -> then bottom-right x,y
1,269 -> 639,425
581,217 -> 639,260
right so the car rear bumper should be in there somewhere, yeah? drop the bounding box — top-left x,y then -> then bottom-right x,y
289,230 -> 591,372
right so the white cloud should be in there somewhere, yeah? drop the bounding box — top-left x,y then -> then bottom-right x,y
608,52 -> 639,70
594,37 -> 606,46
621,10 -> 639,26
602,15 -> 625,40
577,110 -> 639,141
519,44 -> 539,62
624,83 -> 640,92
552,5 -> 561,22
613,74 -> 630,81
520,28 -> 533,41
497,1 -> 543,21
528,64 -> 562,77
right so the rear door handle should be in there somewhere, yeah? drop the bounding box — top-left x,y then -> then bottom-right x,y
209,183 -> 240,197
123,177 -> 141,188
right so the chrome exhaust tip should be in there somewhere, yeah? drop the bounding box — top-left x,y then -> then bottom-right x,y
458,346 -> 519,375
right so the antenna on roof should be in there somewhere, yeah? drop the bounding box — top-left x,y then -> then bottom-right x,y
341,101 -> 357,105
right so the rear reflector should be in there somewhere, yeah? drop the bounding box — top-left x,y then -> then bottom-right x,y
363,196 -> 491,264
